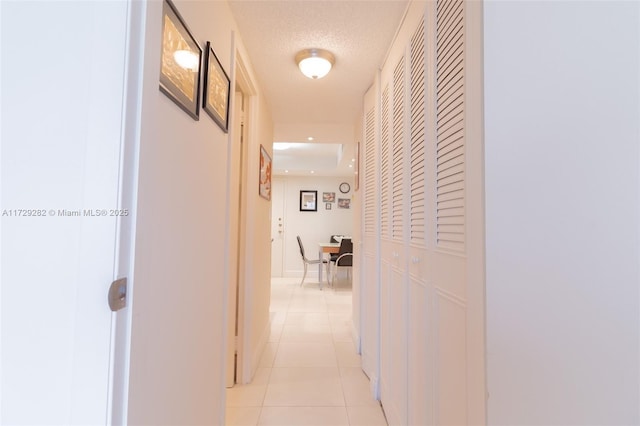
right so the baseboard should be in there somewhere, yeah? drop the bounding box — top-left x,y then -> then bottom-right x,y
280,269 -> 321,280
370,375 -> 380,400
247,318 -> 271,384
350,322 -> 361,354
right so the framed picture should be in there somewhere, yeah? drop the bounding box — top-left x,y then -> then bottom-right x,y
338,198 -> 351,209
299,190 -> 317,212
159,0 -> 202,120
259,145 -> 272,201
326,203 -> 332,210
202,41 -> 230,132
323,192 -> 335,203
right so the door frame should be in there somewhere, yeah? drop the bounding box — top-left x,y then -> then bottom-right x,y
108,0 -> 145,421
225,39 -> 258,386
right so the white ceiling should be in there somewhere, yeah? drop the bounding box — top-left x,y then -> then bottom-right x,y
228,0 -> 409,176
273,142 -> 356,176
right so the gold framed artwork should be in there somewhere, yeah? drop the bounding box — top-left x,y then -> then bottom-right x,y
259,145 -> 272,201
203,41 -> 231,132
159,0 -> 202,120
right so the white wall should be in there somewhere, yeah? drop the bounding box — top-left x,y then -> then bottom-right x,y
272,175 -> 355,279
126,0 -> 272,424
1,2 -> 128,423
484,1 -> 640,424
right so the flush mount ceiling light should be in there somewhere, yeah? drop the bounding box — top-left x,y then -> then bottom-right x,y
295,48 -> 335,79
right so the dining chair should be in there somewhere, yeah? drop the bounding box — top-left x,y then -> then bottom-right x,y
329,238 -> 353,286
296,236 -> 329,288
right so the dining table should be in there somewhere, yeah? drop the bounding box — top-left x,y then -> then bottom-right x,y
318,242 -> 341,284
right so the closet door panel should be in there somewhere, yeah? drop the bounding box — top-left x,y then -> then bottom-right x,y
360,88 -> 380,390
381,265 -> 408,426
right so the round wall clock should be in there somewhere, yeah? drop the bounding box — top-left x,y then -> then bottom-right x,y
339,182 -> 350,193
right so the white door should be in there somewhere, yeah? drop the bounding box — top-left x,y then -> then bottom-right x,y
360,83 -> 381,392
422,1 -> 486,423
1,1 -> 129,424
270,178 -> 285,277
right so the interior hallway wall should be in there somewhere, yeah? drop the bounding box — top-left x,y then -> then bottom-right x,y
484,1 -> 640,423
126,0 -> 272,423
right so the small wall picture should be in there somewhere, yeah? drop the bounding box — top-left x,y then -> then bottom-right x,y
259,145 -> 272,200
299,190 -> 317,211
326,203 -> 332,210
338,198 -> 351,209
323,192 -> 335,203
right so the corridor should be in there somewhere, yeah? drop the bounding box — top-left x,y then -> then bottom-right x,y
225,277 -> 387,426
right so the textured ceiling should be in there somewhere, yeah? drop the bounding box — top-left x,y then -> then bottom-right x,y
228,0 -> 409,175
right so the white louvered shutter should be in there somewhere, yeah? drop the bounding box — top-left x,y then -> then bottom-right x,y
391,56 -> 405,241
436,0 -> 465,251
409,19 -> 426,245
364,106 -> 376,236
380,85 -> 391,239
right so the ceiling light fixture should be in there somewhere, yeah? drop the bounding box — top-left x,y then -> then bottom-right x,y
295,48 -> 335,79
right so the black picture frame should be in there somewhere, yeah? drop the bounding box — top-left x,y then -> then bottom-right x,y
299,190 -> 317,212
326,203 -> 332,210
159,0 -> 202,120
202,41 -> 231,132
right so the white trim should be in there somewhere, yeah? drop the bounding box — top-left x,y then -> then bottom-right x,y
108,0 -> 147,423
350,322 -> 361,354
249,320 -> 272,383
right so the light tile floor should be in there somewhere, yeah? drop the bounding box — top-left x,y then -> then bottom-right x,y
225,277 -> 387,426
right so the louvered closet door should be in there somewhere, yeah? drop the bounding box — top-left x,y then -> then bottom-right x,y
360,83 -> 380,387
362,0 -> 485,424
430,0 -> 473,424
378,81 -> 393,406
406,17 -> 432,426
380,50 -> 409,426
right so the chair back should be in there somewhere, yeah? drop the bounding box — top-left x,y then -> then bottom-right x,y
336,238 -> 353,266
330,235 -> 343,243
296,236 -> 306,260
